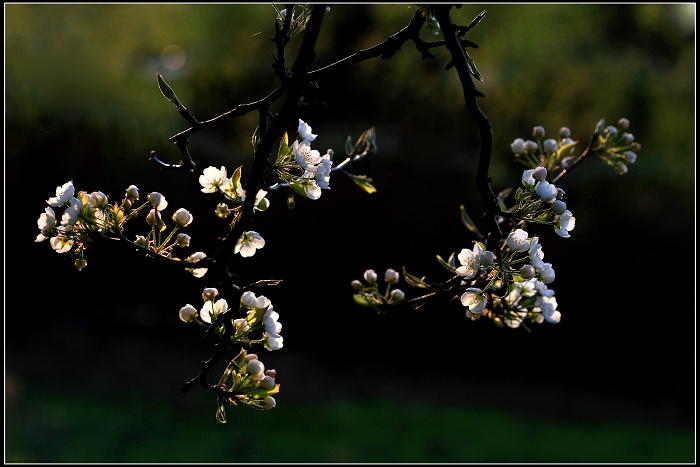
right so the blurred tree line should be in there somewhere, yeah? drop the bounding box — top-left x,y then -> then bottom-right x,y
5,3 -> 695,430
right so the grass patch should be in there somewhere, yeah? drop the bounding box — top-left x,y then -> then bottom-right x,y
5,387 -> 694,463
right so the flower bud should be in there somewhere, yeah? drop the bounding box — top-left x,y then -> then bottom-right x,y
74,257 -> 88,271
535,181 -> 557,203
126,185 -> 139,201
532,166 -> 548,181
384,268 -> 400,284
260,375 -> 276,389
622,133 -> 635,144
146,209 -> 162,227
363,269 -> 377,284
351,279 -> 363,290
532,126 -> 545,138
617,118 -> 630,130
266,369 -> 277,378
135,235 -> 149,248
263,395 -> 276,409
122,199 -> 133,210
542,139 -> 558,155
520,264 -> 536,279
556,188 -> 566,200
89,191 -> 109,209
389,289 -> 405,302
525,140 -> 538,153
148,192 -> 167,210
176,233 -> 191,248
172,208 -> 193,227
510,138 -> 526,154
605,126 -> 618,138
202,287 -> 218,300
478,251 -> 496,267
179,304 -> 198,322
247,359 -> 264,377
615,162 -> 628,175
559,127 -> 571,138
623,151 -> 637,164
245,353 -> 258,362
551,199 -> 567,215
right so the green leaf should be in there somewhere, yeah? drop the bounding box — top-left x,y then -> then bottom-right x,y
347,173 -> 377,194
536,211 -> 552,221
466,55 -> 484,83
436,254 -> 456,273
459,204 -> 482,237
556,140 -> 579,160
251,126 -> 260,148
466,10 -> 487,31
289,181 -> 308,198
248,384 -> 280,399
156,73 -> 182,108
231,166 -> 242,188
402,268 -> 430,289
278,132 -> 289,159
353,294 -> 372,307
496,187 -> 512,212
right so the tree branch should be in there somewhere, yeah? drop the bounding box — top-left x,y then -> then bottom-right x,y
434,6 -> 503,254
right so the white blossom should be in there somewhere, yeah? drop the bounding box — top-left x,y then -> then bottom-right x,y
460,288 -> 487,315
456,247 -> 479,279
200,298 -> 229,324
298,119 -> 317,142
263,331 -> 284,351
47,180 -> 75,207
60,197 -> 83,226
199,166 -> 227,193
36,207 -> 56,241
506,228 -> 530,252
49,230 -> 73,253
234,231 -> 265,258
185,251 -> 209,278
555,210 -> 576,238
535,180 -> 558,203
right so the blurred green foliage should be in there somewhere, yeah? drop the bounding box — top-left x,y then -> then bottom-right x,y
5,3 -> 695,464
5,384 -> 695,463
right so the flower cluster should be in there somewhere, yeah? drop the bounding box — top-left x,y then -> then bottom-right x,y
200,165 -> 271,214
35,180 -> 205,274
352,268 -> 406,312
360,119 -> 640,329
285,119 -> 334,200
198,163 -> 270,259
591,118 -> 640,175
215,348 -> 280,422
511,166 -> 576,238
487,278 -> 561,328
510,125 -> 579,174
179,288 -> 282,419
179,288 -> 283,351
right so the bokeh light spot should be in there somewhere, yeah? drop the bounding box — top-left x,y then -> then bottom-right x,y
160,44 -> 186,71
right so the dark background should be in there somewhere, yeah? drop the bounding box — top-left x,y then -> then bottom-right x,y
5,3 -> 695,463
